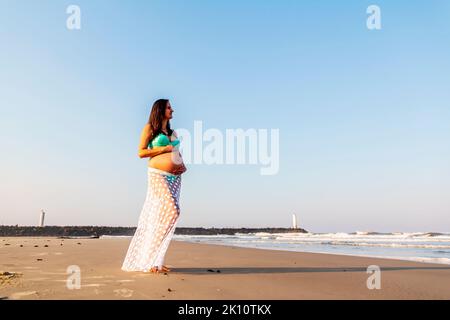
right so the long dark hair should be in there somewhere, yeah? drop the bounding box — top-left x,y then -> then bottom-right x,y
148,98 -> 173,143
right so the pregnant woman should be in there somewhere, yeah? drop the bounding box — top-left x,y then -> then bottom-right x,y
121,99 -> 187,274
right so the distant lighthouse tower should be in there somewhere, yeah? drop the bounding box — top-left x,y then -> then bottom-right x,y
292,213 -> 298,230
39,209 -> 46,227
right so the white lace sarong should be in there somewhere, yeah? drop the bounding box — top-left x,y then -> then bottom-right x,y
121,167 -> 182,272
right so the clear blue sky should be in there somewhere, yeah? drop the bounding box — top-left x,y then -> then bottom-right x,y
1,0 -> 449,232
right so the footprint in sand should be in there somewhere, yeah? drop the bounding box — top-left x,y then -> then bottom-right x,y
114,288 -> 134,298
84,275 -> 114,280
28,277 -> 51,282
30,252 -> 48,257
117,280 -> 135,283
82,284 -> 106,288
10,291 -> 38,300
41,272 -> 67,275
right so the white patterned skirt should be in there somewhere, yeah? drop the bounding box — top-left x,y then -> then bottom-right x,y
121,167 -> 182,272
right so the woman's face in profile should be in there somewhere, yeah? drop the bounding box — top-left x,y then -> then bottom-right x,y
165,102 -> 174,120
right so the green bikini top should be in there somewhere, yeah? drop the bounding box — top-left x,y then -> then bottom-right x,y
148,132 -> 180,149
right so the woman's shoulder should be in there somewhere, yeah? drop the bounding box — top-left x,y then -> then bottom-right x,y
142,124 -> 153,137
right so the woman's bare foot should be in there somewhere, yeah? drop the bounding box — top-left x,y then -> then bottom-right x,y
149,266 -> 160,274
149,265 -> 171,274
160,265 -> 171,272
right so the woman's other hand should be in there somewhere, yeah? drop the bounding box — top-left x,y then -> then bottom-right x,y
171,163 -> 187,175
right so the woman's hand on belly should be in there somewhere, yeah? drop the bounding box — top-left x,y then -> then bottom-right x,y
149,151 -> 187,175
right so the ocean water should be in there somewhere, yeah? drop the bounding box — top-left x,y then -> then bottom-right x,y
170,232 -> 450,265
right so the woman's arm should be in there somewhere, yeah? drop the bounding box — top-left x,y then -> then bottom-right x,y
138,124 -> 173,159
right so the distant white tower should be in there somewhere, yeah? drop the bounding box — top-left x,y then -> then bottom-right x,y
39,209 -> 46,227
292,213 -> 298,229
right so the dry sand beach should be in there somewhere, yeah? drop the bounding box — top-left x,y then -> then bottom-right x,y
1,237 -> 450,300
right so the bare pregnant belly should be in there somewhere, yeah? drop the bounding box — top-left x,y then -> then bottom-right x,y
148,152 -> 184,174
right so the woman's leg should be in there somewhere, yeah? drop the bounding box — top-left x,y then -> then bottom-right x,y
121,171 -> 181,273
146,174 -> 181,272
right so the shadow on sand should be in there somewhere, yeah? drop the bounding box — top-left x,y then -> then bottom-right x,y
172,266 -> 450,275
